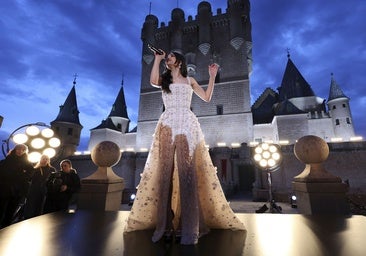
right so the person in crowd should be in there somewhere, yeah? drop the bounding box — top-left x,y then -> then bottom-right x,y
43,159 -> 80,213
124,49 -> 245,244
0,144 -> 34,228
23,154 -> 56,219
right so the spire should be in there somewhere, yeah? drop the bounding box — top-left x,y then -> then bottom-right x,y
73,73 -> 78,85
278,57 -> 315,101
108,76 -> 129,119
328,73 -> 348,101
52,81 -> 81,125
286,47 -> 290,59
91,78 -> 130,132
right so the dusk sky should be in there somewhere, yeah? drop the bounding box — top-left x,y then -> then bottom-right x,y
1,0 -> 365,154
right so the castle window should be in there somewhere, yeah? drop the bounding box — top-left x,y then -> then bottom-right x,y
117,123 -> 122,130
68,128 -> 73,135
332,105 -> 336,110
346,118 -> 351,124
217,105 -> 223,115
342,103 -> 346,108
335,119 -> 340,125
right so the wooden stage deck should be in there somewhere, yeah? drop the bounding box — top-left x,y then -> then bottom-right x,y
0,210 -> 365,256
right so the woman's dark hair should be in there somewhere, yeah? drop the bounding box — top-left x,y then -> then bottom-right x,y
161,51 -> 187,93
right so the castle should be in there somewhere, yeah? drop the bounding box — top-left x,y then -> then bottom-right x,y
51,0 -> 365,200
84,0 -> 357,152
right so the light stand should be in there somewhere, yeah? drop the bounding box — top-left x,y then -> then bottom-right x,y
267,171 -> 282,213
252,142 -> 283,213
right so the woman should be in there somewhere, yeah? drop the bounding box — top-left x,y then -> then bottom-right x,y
0,144 -> 34,228
23,154 -> 55,219
124,50 -> 245,244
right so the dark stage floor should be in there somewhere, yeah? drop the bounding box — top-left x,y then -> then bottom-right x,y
0,210 -> 366,256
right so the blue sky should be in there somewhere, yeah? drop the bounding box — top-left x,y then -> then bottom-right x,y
1,0 -> 365,153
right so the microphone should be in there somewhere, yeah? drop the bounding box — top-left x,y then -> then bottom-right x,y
148,43 -> 163,55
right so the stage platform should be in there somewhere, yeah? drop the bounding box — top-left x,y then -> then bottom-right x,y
0,210 -> 365,256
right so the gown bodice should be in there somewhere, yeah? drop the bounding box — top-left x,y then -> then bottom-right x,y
162,83 -> 193,110
160,83 -> 204,156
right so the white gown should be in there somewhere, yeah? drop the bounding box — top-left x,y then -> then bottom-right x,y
124,79 -> 245,244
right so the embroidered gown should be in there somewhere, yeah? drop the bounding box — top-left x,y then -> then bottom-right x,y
124,79 -> 245,244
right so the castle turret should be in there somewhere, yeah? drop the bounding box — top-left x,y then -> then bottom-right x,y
108,79 -> 130,133
51,79 -> 83,158
227,0 -> 252,74
170,8 -> 185,52
88,78 -> 132,151
197,2 -> 213,56
327,74 -> 355,139
142,14 -> 159,66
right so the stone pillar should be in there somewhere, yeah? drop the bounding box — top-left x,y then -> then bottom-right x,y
78,141 -> 124,211
292,135 -> 349,214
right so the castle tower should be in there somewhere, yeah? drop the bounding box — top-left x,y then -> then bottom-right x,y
327,74 -> 355,140
51,79 -> 83,158
251,54 -> 332,144
107,79 -> 130,134
136,0 -> 253,149
275,55 -> 326,114
88,79 -> 131,150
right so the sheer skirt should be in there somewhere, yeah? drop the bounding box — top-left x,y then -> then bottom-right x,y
124,123 -> 245,244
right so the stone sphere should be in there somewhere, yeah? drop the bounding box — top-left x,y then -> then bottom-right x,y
91,141 -> 121,167
294,135 -> 329,164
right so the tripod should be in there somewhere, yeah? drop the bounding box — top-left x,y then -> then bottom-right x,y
256,170 -> 282,213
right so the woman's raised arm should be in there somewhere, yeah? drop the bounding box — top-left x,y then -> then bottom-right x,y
191,63 -> 219,102
150,50 -> 166,88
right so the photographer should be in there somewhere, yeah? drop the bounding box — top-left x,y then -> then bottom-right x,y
43,159 -> 80,213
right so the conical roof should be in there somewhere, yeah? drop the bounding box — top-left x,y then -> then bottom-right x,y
328,74 -> 348,101
278,57 -> 315,101
52,84 -> 81,125
108,82 -> 129,119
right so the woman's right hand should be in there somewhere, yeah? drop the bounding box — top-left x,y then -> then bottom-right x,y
154,49 -> 166,62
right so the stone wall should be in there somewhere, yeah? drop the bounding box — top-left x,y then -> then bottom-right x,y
269,141 -> 366,201
70,141 -> 366,202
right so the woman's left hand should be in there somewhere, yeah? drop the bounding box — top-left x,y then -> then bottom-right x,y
208,63 -> 219,78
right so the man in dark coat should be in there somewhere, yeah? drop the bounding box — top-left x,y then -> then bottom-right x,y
0,144 -> 34,228
44,159 -> 80,213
